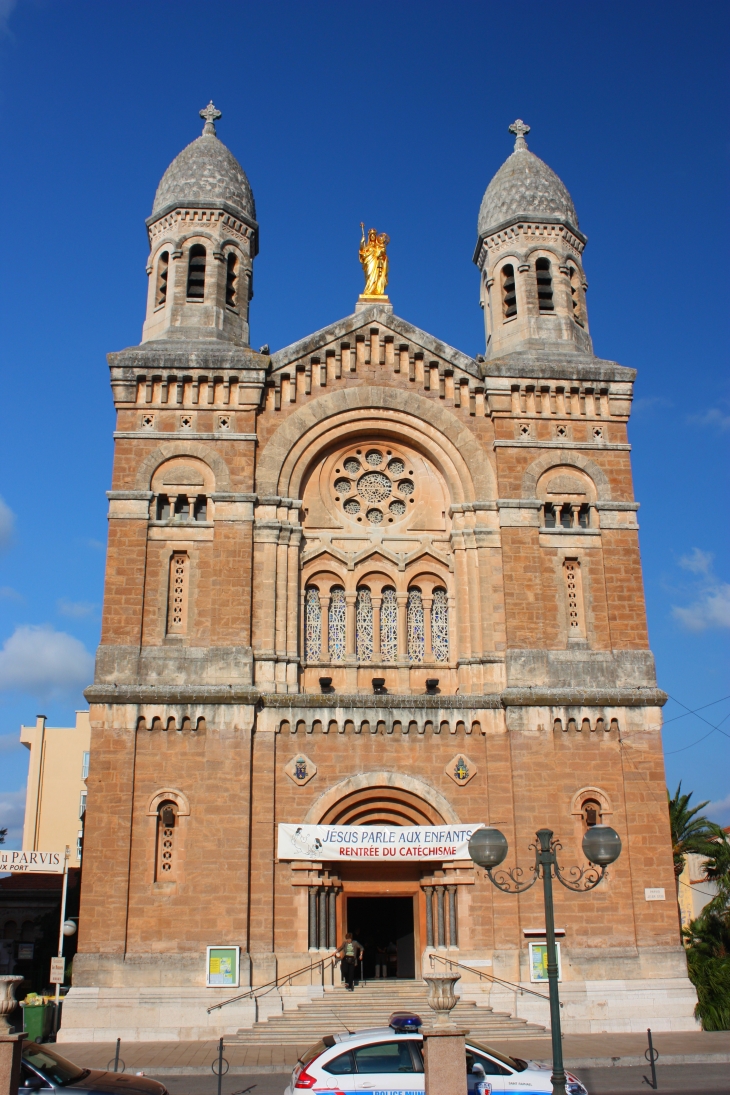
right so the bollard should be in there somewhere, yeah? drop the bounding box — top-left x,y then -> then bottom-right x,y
642,1028 -> 658,1090
211,1036 -> 229,1095
106,1039 -> 125,1075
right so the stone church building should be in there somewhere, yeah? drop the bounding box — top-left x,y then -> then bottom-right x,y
63,109 -> 698,1040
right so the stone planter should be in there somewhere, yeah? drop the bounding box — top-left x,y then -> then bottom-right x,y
0,976 -> 24,1032
423,974 -> 461,1028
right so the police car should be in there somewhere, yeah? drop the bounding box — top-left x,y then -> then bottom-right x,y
285,1012 -> 588,1094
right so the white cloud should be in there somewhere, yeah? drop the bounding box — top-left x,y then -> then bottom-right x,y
0,497 -> 15,549
707,792 -> 730,828
691,407 -> 730,432
0,587 -> 22,602
0,625 -> 94,697
0,786 -> 26,850
672,549 -> 730,632
0,0 -> 17,39
57,599 -> 97,619
633,396 -> 672,414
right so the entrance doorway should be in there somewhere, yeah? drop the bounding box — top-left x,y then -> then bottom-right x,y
346,896 -> 415,979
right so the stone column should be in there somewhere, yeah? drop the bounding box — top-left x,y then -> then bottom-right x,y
424,886 -> 434,947
397,593 -> 408,660
318,888 -> 328,949
371,596 -> 382,659
308,888 -> 318,950
328,888 -> 338,949
448,886 -> 458,946
345,593 -> 357,658
436,886 -> 446,947
320,595 -> 330,661
423,595 -> 433,660
423,1029 -> 468,1095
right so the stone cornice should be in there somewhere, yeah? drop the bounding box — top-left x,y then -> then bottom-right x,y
84,684 -> 667,709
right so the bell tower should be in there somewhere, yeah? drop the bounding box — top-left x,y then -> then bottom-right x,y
142,102 -> 259,346
474,120 -> 592,360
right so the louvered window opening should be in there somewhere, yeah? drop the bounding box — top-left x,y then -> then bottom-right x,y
226,252 -> 238,307
356,588 -> 373,661
186,245 -> 206,300
568,264 -> 584,326
328,588 -> 346,662
305,587 -> 322,662
536,257 -> 554,312
155,251 -> 169,307
502,263 -> 517,318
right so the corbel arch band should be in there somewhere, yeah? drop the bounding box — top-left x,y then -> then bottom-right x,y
256,386 -> 495,502
522,450 -> 611,501
134,442 -> 231,492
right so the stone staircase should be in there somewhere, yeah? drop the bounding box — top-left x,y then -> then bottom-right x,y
231,979 -> 546,1045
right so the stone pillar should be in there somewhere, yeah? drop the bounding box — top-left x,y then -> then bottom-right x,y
423,1029 -> 468,1095
328,888 -> 338,949
436,886 -> 446,947
308,888 -> 318,950
371,596 -> 382,659
397,593 -> 408,660
0,1034 -> 24,1095
345,593 -> 357,658
318,888 -> 328,949
320,595 -> 330,661
424,886 -> 434,947
448,886 -> 458,946
423,595 -> 433,660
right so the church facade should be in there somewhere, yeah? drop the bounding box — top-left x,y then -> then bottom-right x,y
63,108 -> 698,1040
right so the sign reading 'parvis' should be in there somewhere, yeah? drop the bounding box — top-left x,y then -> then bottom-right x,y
0,851 -> 64,873
277,824 -> 484,861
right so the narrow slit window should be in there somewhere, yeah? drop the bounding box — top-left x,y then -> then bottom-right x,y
501,263 -> 517,318
543,503 -> 556,528
380,587 -> 398,662
536,257 -> 554,312
174,494 -> 190,521
356,587 -> 373,662
328,587 -> 346,662
155,251 -> 169,307
563,558 -> 586,638
225,252 -> 238,307
193,495 -> 208,522
560,503 -> 573,529
304,587 -> 322,662
578,503 -> 590,529
186,244 -> 206,300
156,494 -> 171,521
155,802 -> 177,881
431,588 -> 449,662
568,265 -> 584,326
407,587 -> 425,662
167,552 -> 189,635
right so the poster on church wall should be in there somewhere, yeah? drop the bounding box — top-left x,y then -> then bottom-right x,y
0,850 -> 65,874
206,946 -> 239,988
277,824 -> 484,861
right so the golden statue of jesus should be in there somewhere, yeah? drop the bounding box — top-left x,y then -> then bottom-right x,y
359,223 -> 390,297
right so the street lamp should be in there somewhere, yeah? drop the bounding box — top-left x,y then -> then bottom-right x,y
469,825 -> 622,1095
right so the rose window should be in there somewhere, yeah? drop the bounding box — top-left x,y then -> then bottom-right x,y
332,447 -> 416,525
358,472 -> 392,503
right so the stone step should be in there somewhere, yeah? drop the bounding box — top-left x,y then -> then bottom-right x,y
231,983 -> 546,1044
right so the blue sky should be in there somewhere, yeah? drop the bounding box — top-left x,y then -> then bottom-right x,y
0,0 -> 728,845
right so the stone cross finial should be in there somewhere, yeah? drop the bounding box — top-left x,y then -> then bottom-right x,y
509,118 -> 530,150
200,101 -> 222,136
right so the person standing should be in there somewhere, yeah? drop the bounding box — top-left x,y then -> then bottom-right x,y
336,932 -> 364,991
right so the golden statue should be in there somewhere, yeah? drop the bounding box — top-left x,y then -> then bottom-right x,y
359,223 -> 390,297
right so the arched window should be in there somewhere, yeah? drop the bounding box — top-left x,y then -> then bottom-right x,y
501,263 -> 517,318
568,264 -> 584,326
167,552 -> 189,635
155,251 -> 169,307
380,587 -> 398,662
304,587 -> 322,662
225,252 -> 238,307
186,244 -> 206,300
581,799 -> 602,829
174,494 -> 191,520
155,801 -> 177,881
431,588 -> 449,662
356,587 -> 373,662
328,587 -> 346,661
407,588 -> 425,662
536,257 -> 554,312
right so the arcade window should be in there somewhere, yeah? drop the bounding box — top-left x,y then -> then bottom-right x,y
155,251 -> 169,307
186,244 -> 206,300
501,264 -> 517,318
536,257 -> 554,312
225,252 -> 238,308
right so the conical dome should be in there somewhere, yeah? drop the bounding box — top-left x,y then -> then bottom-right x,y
151,102 -> 256,224
478,120 -> 578,238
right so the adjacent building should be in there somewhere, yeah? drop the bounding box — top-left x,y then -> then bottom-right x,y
63,108 -> 698,1041
21,712 -> 90,867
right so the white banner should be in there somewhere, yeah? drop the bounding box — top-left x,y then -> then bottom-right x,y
278,824 -> 484,861
0,850 -> 65,874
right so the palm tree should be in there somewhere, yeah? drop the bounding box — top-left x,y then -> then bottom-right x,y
667,782 -> 722,888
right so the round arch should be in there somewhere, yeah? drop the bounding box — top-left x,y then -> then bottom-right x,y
304,771 -> 460,826
134,441 -> 231,492
521,449 -> 612,501
256,386 -> 495,503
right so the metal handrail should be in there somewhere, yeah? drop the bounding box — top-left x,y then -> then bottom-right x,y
207,952 -> 338,1012
428,952 -> 552,1004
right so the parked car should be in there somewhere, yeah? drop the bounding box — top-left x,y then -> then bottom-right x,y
285,1013 -> 589,1094
21,1042 -> 168,1095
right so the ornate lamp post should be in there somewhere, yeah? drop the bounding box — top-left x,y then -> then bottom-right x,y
468,825 -> 622,1095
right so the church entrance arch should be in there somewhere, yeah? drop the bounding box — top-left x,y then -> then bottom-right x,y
305,776 -> 462,982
